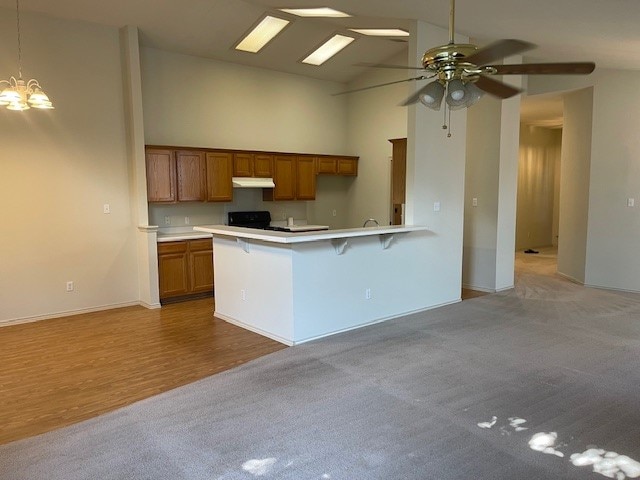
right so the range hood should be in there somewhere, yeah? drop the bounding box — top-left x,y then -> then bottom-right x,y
232,177 -> 275,188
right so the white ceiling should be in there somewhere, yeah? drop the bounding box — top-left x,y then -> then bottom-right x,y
3,0 -> 638,125
3,0 -> 640,85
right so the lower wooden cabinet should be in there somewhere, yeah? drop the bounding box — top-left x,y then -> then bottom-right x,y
158,239 -> 213,302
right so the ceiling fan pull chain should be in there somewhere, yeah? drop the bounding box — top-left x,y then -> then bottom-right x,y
447,107 -> 452,138
442,102 -> 448,131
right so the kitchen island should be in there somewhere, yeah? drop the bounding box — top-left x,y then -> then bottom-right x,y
194,224 -> 432,345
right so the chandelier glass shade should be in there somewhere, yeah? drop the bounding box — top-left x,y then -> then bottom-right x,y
0,0 -> 54,111
0,76 -> 54,110
419,79 -> 484,111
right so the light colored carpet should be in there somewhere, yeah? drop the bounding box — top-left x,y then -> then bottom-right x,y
2,249 -> 640,479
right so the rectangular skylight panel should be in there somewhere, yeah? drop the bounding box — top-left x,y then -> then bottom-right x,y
349,29 -> 410,36
236,16 -> 290,53
279,8 -> 351,18
302,34 -> 354,66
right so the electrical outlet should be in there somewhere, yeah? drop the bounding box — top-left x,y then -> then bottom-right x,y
184,216 -> 190,225
433,201 -> 441,212
365,288 -> 372,300
628,198 -> 635,207
164,216 -> 171,225
472,198 -> 478,207
332,209 -> 337,217
241,289 -> 246,301
66,281 -> 74,292
103,204 -> 110,214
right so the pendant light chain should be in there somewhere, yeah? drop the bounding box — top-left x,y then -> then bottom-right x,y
16,0 -> 23,79
0,0 -> 55,110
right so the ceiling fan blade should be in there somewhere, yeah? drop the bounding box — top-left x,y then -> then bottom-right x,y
490,62 -> 596,75
465,39 -> 535,66
355,62 -> 424,71
474,75 -> 522,99
332,76 -> 430,96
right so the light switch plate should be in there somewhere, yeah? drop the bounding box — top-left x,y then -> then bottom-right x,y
433,201 -> 441,212
628,198 -> 635,207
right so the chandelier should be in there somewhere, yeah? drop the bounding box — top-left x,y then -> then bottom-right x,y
0,0 -> 54,111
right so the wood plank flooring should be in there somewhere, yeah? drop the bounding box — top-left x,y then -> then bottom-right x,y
0,298 -> 286,445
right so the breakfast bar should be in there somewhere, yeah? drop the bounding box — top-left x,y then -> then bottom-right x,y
194,224 -> 431,345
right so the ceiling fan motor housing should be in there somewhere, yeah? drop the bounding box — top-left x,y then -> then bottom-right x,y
422,43 -> 483,81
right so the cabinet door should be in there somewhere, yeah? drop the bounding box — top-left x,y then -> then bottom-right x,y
146,149 -> 176,202
189,239 -> 213,294
337,158 -> 358,176
296,156 -> 316,200
253,154 -> 273,177
205,152 -> 233,202
317,157 -> 337,174
158,242 -> 189,299
176,150 -> 206,201
271,155 -> 296,201
233,153 -> 253,177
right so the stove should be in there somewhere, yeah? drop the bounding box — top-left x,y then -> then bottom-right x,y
227,211 -> 329,232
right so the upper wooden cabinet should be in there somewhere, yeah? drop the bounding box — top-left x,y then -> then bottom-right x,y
233,153 -> 273,178
295,156 -> 316,200
268,155 -> 296,201
205,152 -> 233,202
176,150 -> 206,201
316,156 -> 358,176
146,149 -> 176,202
147,145 -> 357,204
264,155 -> 316,201
146,148 -> 207,203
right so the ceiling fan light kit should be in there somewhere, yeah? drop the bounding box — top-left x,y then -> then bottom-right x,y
333,0 -> 595,134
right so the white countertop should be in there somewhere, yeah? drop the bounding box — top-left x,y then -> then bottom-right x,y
157,230 -> 213,242
193,224 -> 429,244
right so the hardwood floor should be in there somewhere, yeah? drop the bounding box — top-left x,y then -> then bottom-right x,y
0,298 -> 286,445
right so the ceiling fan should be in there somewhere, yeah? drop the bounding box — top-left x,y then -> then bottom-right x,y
336,0 -> 595,128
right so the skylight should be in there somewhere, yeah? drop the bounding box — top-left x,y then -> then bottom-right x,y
302,34 -> 355,66
235,16 -> 290,53
349,29 -> 410,37
279,8 -> 351,18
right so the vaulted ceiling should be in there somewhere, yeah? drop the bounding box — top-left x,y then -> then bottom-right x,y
3,0 -> 638,125
2,0 -> 640,85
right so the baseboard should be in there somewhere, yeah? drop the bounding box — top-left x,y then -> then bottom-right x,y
495,285 -> 514,293
462,283 -> 496,293
140,301 -> 162,309
0,301 -> 148,328
215,299 -> 461,347
557,271 -> 584,285
584,283 -> 640,294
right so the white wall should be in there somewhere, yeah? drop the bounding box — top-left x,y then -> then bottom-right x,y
557,88 -> 593,283
405,21 -> 468,304
464,96 -> 501,290
140,47 -> 353,228
0,10 -> 139,324
516,125 -> 562,250
463,61 -> 522,292
344,50 -> 409,227
529,70 -> 640,292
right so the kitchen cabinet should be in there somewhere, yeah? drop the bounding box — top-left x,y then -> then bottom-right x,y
158,239 -> 213,302
176,150 -> 206,201
205,151 -> 233,202
146,148 -> 176,202
146,148 -> 207,203
316,156 -> 358,176
295,156 -> 316,200
233,153 -> 273,178
263,155 -> 315,201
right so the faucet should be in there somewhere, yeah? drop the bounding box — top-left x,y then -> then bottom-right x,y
362,218 -> 379,228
